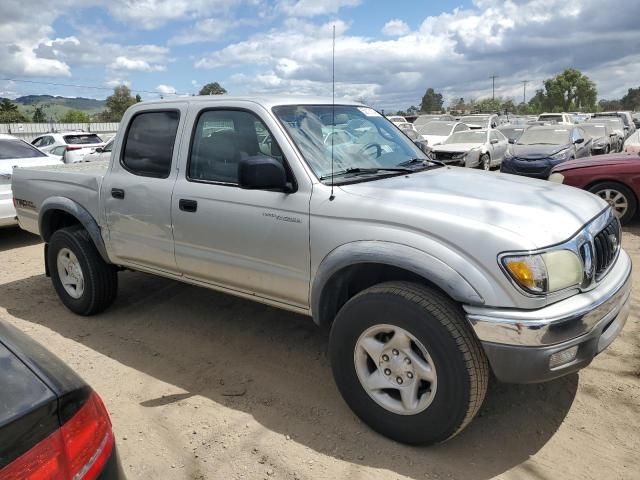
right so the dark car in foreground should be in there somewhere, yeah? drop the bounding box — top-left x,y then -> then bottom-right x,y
549,152 -> 640,224
0,320 -> 124,479
500,124 -> 591,179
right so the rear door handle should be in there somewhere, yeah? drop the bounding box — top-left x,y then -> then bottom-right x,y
111,188 -> 125,199
179,199 -> 198,212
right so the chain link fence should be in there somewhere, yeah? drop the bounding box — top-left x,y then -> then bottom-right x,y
0,122 -> 120,142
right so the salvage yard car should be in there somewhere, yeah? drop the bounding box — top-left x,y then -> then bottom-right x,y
501,124 -> 592,179
430,128 -> 508,169
11,96 -> 631,445
549,153 -> 640,224
580,123 -> 620,154
32,132 -> 105,164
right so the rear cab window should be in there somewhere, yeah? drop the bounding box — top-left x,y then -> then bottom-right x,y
63,134 -> 103,145
121,111 -> 180,178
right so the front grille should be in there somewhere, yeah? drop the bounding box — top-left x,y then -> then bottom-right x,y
433,151 -> 462,161
592,217 -> 621,279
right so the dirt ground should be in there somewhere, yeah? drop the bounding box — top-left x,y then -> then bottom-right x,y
0,225 -> 639,480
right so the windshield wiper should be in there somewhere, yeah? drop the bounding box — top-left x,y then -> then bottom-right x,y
319,167 -> 413,181
398,157 -> 445,167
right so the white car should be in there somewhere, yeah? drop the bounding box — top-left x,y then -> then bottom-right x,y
1,134 -> 62,227
386,115 -> 407,125
429,129 -> 509,170
81,137 -> 114,162
415,121 -> 469,146
536,113 -> 576,125
31,131 -> 104,164
459,114 -> 500,129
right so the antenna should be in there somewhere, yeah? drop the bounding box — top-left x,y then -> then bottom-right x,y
329,24 -> 336,201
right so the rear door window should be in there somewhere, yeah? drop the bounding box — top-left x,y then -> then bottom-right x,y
63,134 -> 103,144
121,111 -> 180,178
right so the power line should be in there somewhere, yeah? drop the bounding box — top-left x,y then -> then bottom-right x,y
0,77 -> 189,97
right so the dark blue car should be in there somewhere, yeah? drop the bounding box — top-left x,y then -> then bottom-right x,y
500,125 -> 592,179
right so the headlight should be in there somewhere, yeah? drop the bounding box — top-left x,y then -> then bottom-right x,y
594,142 -> 604,147
550,148 -> 570,160
548,172 -> 564,183
502,249 -> 582,294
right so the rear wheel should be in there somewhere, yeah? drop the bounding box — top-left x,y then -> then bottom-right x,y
48,226 -> 118,315
329,282 -> 488,445
588,181 -> 637,224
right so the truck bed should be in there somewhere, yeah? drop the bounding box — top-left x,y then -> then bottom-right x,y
11,161 -> 109,236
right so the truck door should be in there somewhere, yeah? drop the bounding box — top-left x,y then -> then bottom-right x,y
102,104 -> 186,274
171,106 -> 311,309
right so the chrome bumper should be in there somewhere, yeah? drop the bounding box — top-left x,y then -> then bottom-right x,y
465,249 -> 632,347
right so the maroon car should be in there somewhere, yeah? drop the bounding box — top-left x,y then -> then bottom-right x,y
549,152 -> 640,224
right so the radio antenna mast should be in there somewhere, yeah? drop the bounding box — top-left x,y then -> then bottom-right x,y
329,24 -> 336,201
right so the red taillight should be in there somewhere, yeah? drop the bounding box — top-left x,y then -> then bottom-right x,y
1,392 -> 114,480
66,146 -> 82,152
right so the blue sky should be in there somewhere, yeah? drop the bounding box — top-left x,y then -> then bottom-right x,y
1,0 -> 639,110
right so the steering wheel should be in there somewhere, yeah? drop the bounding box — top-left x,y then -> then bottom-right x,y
358,142 -> 383,158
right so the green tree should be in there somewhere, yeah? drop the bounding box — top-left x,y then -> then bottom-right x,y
501,99 -> 516,114
527,89 -> 547,113
542,68 -> 597,111
598,99 -> 622,111
0,99 -> 27,123
61,109 -> 90,123
420,88 -> 443,113
620,87 -> 640,111
101,85 -> 137,121
198,82 -> 227,96
406,105 -> 419,115
32,106 -> 46,123
474,97 -> 502,113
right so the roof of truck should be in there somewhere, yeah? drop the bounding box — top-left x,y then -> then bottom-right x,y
136,95 -> 363,109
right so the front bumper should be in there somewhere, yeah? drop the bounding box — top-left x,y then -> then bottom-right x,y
500,157 -> 565,179
465,250 -> 632,383
0,188 -> 17,227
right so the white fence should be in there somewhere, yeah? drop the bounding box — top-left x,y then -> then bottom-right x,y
0,123 -> 120,142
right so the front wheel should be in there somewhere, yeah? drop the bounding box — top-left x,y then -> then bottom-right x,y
588,181 -> 637,224
329,282 -> 489,445
478,154 -> 490,170
48,226 -> 118,315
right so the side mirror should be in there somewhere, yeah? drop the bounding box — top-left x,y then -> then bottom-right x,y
508,138 -> 516,144
238,156 -> 289,191
574,138 -> 584,144
94,147 -> 104,153
610,132 -> 617,137
490,138 -> 499,144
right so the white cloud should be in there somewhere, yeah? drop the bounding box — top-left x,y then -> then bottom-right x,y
156,84 -> 176,95
276,0 -> 361,17
198,0 -> 640,109
105,78 -> 131,88
382,19 -> 410,36
110,56 -> 166,72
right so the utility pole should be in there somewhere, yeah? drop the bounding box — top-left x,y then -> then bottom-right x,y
521,80 -> 529,104
489,75 -> 498,100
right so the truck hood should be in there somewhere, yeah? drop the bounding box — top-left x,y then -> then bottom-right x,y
0,156 -> 62,176
338,167 -> 607,248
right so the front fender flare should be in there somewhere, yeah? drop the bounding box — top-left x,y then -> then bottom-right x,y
39,197 -> 111,263
310,241 -> 484,326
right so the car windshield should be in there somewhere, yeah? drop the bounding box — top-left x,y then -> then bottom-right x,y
63,134 -> 103,144
460,116 -> 488,125
498,127 -> 525,141
416,122 -> 454,136
0,139 -> 48,159
443,131 -> 486,144
581,125 -> 606,137
273,105 -> 432,182
517,128 -> 570,145
538,115 -> 563,123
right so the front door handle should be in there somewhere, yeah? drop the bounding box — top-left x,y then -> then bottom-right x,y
179,199 -> 198,212
111,188 -> 125,199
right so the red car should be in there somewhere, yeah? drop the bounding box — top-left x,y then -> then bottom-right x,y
549,152 -> 640,224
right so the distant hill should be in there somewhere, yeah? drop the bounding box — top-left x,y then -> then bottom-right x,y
1,95 -> 106,121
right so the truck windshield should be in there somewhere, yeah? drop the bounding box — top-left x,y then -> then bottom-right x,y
272,105 -> 433,182
0,139 -> 47,159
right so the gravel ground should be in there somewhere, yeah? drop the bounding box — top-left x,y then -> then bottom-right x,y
1,225 -> 639,480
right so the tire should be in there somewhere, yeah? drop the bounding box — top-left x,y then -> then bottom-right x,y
604,145 -> 610,154
329,281 -> 489,445
588,181 -> 637,225
48,226 -> 118,315
478,154 -> 490,171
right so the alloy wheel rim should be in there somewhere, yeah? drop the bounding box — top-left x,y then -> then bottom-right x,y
353,324 -> 437,415
57,248 -> 85,299
596,189 -> 628,218
483,156 -> 490,170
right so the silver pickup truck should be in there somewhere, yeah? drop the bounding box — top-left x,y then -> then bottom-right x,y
12,97 -> 631,445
